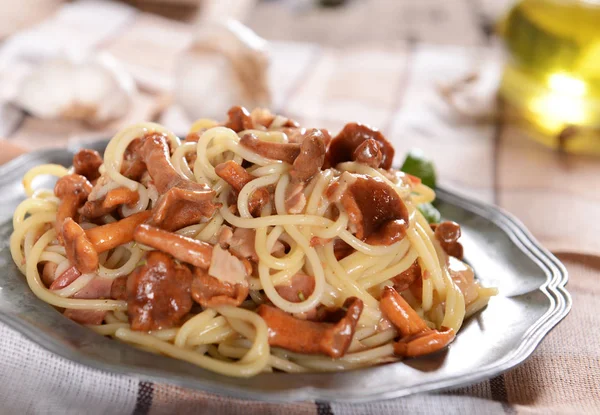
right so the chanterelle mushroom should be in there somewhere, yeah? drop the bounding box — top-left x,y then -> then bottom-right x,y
191,267 -> 249,308
289,129 -> 326,183
380,286 -> 456,358
224,105 -> 254,132
73,149 -> 103,181
121,138 -> 146,181
80,187 -> 139,219
352,138 -> 383,168
326,122 -> 394,169
61,217 -> 98,274
139,132 -> 219,231
391,260 -> 421,293
380,286 -> 429,337
257,297 -> 364,358
214,160 -> 270,216
149,187 -> 220,232
127,251 -> 193,331
85,211 -> 152,253
54,174 -> 92,238
432,221 -> 464,259
330,172 -> 409,245
239,133 -> 300,164
134,224 -> 213,269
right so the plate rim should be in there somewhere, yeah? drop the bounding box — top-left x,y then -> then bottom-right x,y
0,145 -> 572,403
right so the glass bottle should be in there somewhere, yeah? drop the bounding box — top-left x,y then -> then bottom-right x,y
499,0 -> 600,154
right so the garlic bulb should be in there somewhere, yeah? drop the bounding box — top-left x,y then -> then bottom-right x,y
175,19 -> 271,121
15,54 -> 135,125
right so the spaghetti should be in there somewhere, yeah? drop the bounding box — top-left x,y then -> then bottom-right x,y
10,106 -> 497,377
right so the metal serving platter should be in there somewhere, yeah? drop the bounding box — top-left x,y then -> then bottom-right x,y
0,141 -> 571,403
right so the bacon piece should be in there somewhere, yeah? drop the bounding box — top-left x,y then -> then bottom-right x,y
73,276 -> 112,299
274,273 -> 315,303
208,245 -> 249,287
226,227 -> 284,261
49,266 -> 81,290
218,225 -> 234,248
227,227 -> 255,260
310,236 -> 332,247
284,181 -> 306,214
326,171 -> 356,203
283,127 -> 306,144
111,276 -> 127,301
64,309 -> 107,325
41,262 -> 58,287
448,256 -> 478,305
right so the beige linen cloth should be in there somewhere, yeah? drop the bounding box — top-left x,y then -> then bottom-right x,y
0,2 -> 597,414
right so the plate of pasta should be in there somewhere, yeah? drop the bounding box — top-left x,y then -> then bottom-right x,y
0,107 -> 570,402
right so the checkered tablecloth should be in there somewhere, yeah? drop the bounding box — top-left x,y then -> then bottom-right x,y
0,2 -> 598,414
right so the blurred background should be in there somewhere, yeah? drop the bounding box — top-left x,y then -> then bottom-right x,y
1,0 -> 600,254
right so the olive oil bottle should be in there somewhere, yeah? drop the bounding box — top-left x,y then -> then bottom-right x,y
499,0 -> 600,154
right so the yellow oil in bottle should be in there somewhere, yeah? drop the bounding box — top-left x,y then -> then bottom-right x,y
499,0 -> 600,154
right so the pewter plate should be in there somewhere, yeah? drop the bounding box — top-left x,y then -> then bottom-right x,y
0,142 -> 571,403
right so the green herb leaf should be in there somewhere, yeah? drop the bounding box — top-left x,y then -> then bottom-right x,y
417,203 -> 441,224
400,148 -> 437,189
298,291 -> 305,301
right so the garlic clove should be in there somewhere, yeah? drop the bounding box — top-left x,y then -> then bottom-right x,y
175,20 -> 271,121
15,53 -> 136,125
